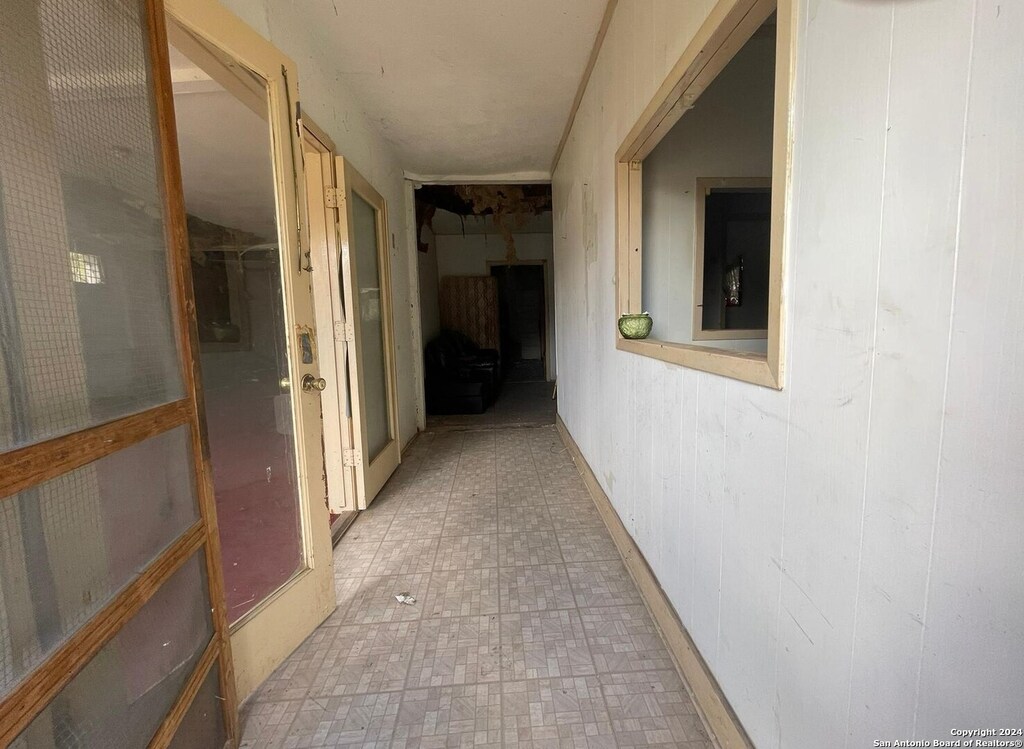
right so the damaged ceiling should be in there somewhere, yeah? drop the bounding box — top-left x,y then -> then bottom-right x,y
233,0 -> 609,180
416,184 -> 552,258
416,184 -> 551,218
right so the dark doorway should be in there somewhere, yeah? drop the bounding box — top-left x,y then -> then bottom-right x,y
490,262 -> 546,382
700,187 -> 771,333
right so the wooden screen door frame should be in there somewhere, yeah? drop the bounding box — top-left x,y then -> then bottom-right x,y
165,0 -> 335,701
0,0 -> 237,745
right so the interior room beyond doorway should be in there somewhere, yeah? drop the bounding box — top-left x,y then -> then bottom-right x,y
416,185 -> 556,429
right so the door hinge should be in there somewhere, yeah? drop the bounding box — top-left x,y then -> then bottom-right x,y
324,186 -> 341,209
343,449 -> 361,467
333,320 -> 354,343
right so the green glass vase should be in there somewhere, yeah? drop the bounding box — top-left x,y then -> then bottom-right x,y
617,313 -> 652,339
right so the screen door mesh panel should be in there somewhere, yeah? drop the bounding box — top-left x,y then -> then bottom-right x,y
0,0 -> 184,453
13,553 -> 214,748
0,426 -> 200,698
167,664 -> 226,749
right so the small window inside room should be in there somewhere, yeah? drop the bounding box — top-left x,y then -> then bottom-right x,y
616,0 -> 792,388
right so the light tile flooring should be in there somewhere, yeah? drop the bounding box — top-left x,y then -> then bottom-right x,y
239,427 -> 712,748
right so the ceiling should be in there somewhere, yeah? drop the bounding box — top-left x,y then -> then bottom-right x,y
288,0 -> 609,181
166,2 -> 608,235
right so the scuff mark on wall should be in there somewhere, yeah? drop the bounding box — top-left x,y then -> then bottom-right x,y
582,181 -> 596,266
603,469 -> 616,494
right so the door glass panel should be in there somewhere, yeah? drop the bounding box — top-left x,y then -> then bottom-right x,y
352,193 -> 391,459
12,552 -> 213,748
0,0 -> 185,453
0,426 -> 199,697
169,38 -> 304,623
168,665 -> 225,749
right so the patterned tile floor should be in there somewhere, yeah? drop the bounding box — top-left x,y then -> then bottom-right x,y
239,427 -> 712,748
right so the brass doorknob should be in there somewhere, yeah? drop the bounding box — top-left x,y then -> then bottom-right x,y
301,374 -> 327,392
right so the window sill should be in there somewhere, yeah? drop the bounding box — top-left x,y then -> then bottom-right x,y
692,328 -> 768,341
616,336 -> 781,389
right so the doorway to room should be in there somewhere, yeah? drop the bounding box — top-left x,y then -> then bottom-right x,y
415,184 -> 556,429
489,261 -> 547,382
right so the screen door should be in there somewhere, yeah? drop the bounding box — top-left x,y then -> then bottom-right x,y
0,0 -> 235,745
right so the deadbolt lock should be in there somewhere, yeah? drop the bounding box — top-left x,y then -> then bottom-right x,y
301,374 -> 327,393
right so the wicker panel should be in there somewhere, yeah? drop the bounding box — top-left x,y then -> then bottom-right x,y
438,276 -> 500,350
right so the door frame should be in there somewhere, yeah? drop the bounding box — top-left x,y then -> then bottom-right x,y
403,181 -> 428,433
165,0 -> 334,701
337,159 -> 402,508
0,0 -> 237,744
302,119 -> 359,516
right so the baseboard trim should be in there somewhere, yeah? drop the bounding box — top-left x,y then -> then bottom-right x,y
555,415 -> 753,749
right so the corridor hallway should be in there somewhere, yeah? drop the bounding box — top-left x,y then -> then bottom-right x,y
238,427 -> 712,748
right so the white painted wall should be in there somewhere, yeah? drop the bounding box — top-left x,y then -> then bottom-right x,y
433,216 -> 556,380
219,0 -> 420,448
553,1 -> 1023,747
642,33 -> 774,353
418,224 -> 441,343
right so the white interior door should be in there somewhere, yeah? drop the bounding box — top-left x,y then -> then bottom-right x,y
165,0 -> 335,700
335,158 -> 401,509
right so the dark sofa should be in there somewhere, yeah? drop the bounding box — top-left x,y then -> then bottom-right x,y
424,330 -> 502,415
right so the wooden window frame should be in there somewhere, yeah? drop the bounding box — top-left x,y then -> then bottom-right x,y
691,176 -> 771,342
614,0 -> 795,389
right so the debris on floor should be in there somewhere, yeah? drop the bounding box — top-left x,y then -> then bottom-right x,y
394,592 -> 416,605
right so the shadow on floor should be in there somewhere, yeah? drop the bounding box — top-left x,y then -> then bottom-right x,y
426,379 -> 556,432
